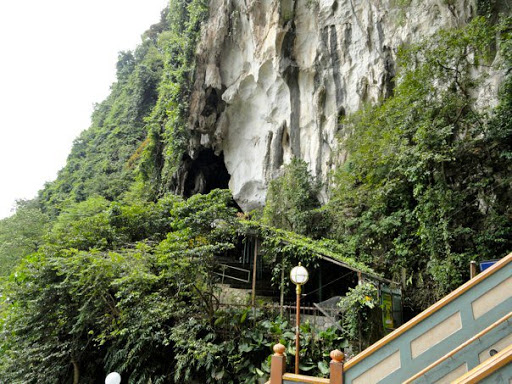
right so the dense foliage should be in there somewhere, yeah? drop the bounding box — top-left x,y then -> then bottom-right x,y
337,282 -> 382,354
37,0 -> 210,215
0,1 -> 511,382
0,190 -> 343,383
139,0 -> 209,197
263,158 -> 330,238
0,200 -> 49,276
39,11 -> 169,217
327,17 -> 512,310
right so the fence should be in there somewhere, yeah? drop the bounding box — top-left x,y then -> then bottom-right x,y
217,301 -> 338,331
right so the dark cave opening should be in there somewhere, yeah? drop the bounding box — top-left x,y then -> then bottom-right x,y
182,149 -> 231,198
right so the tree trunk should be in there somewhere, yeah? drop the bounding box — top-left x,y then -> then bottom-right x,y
72,360 -> 80,384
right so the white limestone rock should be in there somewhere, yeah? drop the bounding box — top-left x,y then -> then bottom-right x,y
186,0 -> 504,211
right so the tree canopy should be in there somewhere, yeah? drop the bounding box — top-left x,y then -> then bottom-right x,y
327,17 -> 512,309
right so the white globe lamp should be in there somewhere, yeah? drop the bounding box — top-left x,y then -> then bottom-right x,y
290,263 -> 309,285
105,372 -> 121,384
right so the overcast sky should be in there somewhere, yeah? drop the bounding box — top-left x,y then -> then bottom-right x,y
0,0 -> 169,219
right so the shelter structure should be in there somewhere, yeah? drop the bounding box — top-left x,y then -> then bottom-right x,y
215,221 -> 403,332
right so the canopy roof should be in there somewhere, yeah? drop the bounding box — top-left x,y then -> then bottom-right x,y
240,220 -> 396,284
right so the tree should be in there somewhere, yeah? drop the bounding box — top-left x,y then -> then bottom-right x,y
263,158 -> 329,238
0,200 -> 49,276
328,17 -> 512,310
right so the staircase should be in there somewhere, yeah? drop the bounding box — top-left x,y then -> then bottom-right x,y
343,252 -> 512,384
451,343 -> 512,383
266,252 -> 512,384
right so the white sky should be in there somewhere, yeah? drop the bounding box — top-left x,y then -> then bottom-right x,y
0,0 -> 169,219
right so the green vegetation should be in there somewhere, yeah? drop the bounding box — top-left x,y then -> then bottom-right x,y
139,0 -> 209,198
0,2 -> 511,383
337,282 -> 382,354
0,200 -> 49,276
327,17 -> 512,310
0,190 -> 342,383
38,0 -> 209,215
39,11 -> 169,217
263,158 -> 330,238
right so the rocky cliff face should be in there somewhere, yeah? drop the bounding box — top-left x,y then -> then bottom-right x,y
182,0 -> 500,211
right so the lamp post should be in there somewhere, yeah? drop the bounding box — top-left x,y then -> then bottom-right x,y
290,262 -> 309,374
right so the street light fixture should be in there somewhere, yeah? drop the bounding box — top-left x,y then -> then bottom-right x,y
290,262 -> 309,374
105,372 -> 121,384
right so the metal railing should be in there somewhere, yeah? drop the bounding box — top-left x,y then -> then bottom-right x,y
215,263 -> 251,283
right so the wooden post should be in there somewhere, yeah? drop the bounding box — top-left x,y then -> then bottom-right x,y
319,267 -> 323,302
251,237 -> 258,307
470,261 -> 478,279
329,349 -> 345,384
280,259 -> 285,318
270,344 -> 286,384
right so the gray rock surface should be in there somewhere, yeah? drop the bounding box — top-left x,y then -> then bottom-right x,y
185,0 -> 502,211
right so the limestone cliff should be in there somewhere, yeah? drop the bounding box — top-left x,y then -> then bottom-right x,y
181,0 -> 506,211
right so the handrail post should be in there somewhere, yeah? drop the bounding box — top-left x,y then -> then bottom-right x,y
252,238 -> 258,307
470,261 -> 478,279
329,349 -> 345,384
270,344 -> 286,384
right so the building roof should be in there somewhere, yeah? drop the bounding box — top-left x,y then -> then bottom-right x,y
240,220 -> 395,284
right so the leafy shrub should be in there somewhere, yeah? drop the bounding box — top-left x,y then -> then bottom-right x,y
263,158 -> 330,238
338,282 -> 383,354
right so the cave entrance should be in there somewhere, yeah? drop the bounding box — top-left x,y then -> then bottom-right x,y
183,149 -> 231,197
